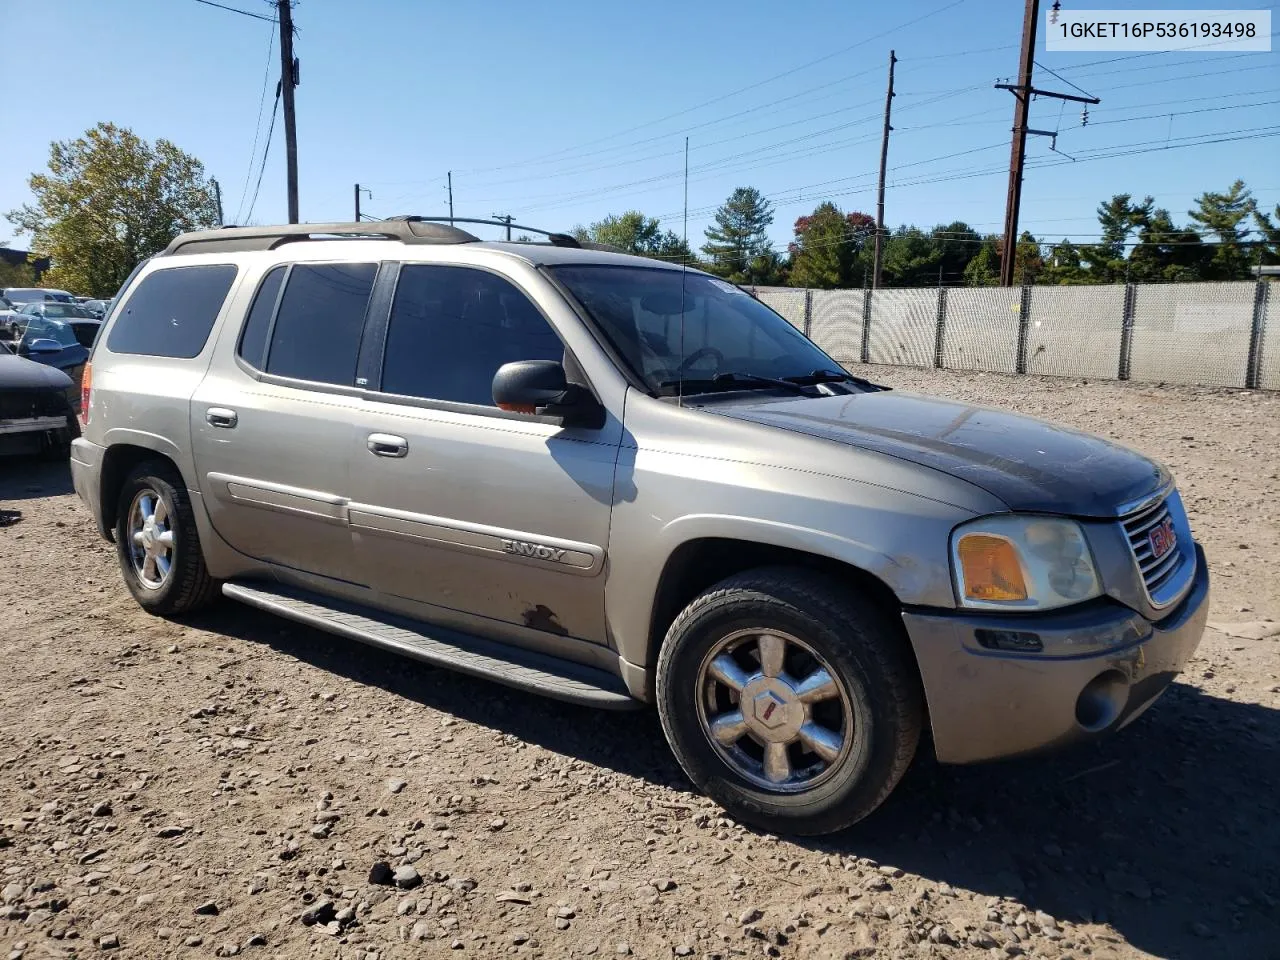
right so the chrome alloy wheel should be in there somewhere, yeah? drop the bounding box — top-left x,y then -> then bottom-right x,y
695,628 -> 855,793
127,488 -> 175,590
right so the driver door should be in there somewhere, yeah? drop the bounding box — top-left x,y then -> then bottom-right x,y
347,263 -> 620,644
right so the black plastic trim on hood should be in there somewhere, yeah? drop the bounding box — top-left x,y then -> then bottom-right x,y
712,390 -> 1171,519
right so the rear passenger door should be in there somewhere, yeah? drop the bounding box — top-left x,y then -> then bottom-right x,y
190,261 -> 382,587
347,263 -> 620,644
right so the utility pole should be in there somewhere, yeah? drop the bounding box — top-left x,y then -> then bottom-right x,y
683,137 -> 689,246
211,177 -> 224,226
997,0 -> 1098,286
354,184 -> 372,221
872,50 -> 896,289
447,171 -> 454,220
277,0 -> 299,223
492,213 -> 514,240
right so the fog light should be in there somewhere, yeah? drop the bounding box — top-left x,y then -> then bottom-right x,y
975,628 -> 1043,652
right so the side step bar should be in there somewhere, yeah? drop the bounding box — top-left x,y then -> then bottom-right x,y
222,581 -> 639,710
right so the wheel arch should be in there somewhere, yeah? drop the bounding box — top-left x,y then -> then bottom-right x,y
98,439 -> 185,539
646,535 -> 915,674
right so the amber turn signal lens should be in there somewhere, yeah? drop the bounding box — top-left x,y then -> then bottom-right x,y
957,534 -> 1028,602
79,361 -> 92,427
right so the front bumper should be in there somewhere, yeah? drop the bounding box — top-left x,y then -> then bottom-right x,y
70,437 -> 109,538
903,542 -> 1209,764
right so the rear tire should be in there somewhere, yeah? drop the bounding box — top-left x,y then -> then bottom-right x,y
114,461 -> 219,616
656,567 -> 922,836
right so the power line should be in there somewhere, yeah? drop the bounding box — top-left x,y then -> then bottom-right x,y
1032,61 -> 1099,100
245,85 -> 282,223
233,24 -> 276,224
454,0 -> 969,175
191,0 -> 275,22
1049,31 -> 1280,71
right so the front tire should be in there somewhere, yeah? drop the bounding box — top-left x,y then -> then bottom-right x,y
114,461 -> 218,616
656,567 -> 923,836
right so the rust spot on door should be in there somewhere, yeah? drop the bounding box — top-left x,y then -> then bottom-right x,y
522,604 -> 568,636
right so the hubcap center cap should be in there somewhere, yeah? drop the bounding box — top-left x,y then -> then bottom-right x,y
741,677 -> 803,742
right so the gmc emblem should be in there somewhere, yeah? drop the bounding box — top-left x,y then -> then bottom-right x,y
1148,517 -> 1177,561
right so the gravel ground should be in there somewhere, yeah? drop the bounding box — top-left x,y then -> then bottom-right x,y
1,367 -> 1277,960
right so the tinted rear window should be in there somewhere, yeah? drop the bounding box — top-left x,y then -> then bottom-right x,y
265,263 -> 376,385
107,265 -> 238,358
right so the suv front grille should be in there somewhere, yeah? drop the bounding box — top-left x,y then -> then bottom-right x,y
1120,493 -> 1192,609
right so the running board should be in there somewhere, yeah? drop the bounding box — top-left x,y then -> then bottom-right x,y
221,581 -> 638,709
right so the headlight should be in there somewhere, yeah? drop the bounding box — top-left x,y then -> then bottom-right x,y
951,515 -> 1101,611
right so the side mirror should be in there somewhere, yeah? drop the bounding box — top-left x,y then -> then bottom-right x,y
492,360 -> 602,427
27,338 -> 64,355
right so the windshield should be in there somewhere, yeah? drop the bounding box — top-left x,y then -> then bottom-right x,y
20,317 -> 79,348
549,265 -> 842,395
35,303 -> 92,319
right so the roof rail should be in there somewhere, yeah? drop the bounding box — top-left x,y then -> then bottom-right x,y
383,215 -> 586,248
161,219 -> 479,256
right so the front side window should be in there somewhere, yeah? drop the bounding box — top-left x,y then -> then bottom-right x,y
106,265 -> 238,358
381,265 -> 564,406
550,265 -> 841,395
265,263 -> 376,385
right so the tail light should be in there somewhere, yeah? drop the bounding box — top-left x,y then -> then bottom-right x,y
79,361 -> 92,426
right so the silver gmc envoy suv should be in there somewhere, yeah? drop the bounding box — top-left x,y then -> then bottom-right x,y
71,217 -> 1209,835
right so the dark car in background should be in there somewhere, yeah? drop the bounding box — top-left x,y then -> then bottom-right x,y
82,298 -> 114,320
14,301 -> 102,347
0,352 -> 77,458
0,313 -> 92,395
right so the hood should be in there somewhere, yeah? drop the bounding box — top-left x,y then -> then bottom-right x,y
0,352 -> 75,391
713,390 -> 1168,518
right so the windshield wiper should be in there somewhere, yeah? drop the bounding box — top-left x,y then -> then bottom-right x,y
659,372 -> 809,395
782,368 -> 890,391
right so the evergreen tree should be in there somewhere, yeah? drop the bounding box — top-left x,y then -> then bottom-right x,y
1189,180 -> 1258,279
702,187 -> 774,284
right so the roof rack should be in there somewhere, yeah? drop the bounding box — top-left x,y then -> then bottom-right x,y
162,218 -> 479,256
162,215 -> 631,257
382,215 -> 592,249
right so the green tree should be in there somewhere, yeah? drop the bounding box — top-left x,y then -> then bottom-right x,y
1253,203 -> 1280,266
962,238 -> 1001,286
1039,240 -> 1089,285
1128,208 -> 1211,281
787,203 -> 874,289
1188,179 -> 1257,279
572,210 -> 694,263
930,221 -> 982,285
6,122 -> 218,297
702,187 -> 774,283
1012,231 -> 1045,284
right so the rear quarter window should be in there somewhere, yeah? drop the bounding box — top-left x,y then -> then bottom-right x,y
106,264 -> 238,358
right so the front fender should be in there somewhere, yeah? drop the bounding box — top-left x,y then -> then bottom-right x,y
604,457 -> 974,671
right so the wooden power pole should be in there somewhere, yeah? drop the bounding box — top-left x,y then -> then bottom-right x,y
872,50 -> 896,289
278,0 -> 299,223
997,0 -> 1098,285
211,177 -> 223,226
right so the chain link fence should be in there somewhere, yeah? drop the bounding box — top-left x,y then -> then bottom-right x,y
751,281 -> 1274,390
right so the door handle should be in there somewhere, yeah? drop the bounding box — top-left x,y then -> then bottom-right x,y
367,433 -> 408,458
206,407 -> 238,429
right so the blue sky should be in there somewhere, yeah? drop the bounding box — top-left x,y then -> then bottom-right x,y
2,0 -> 1277,252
